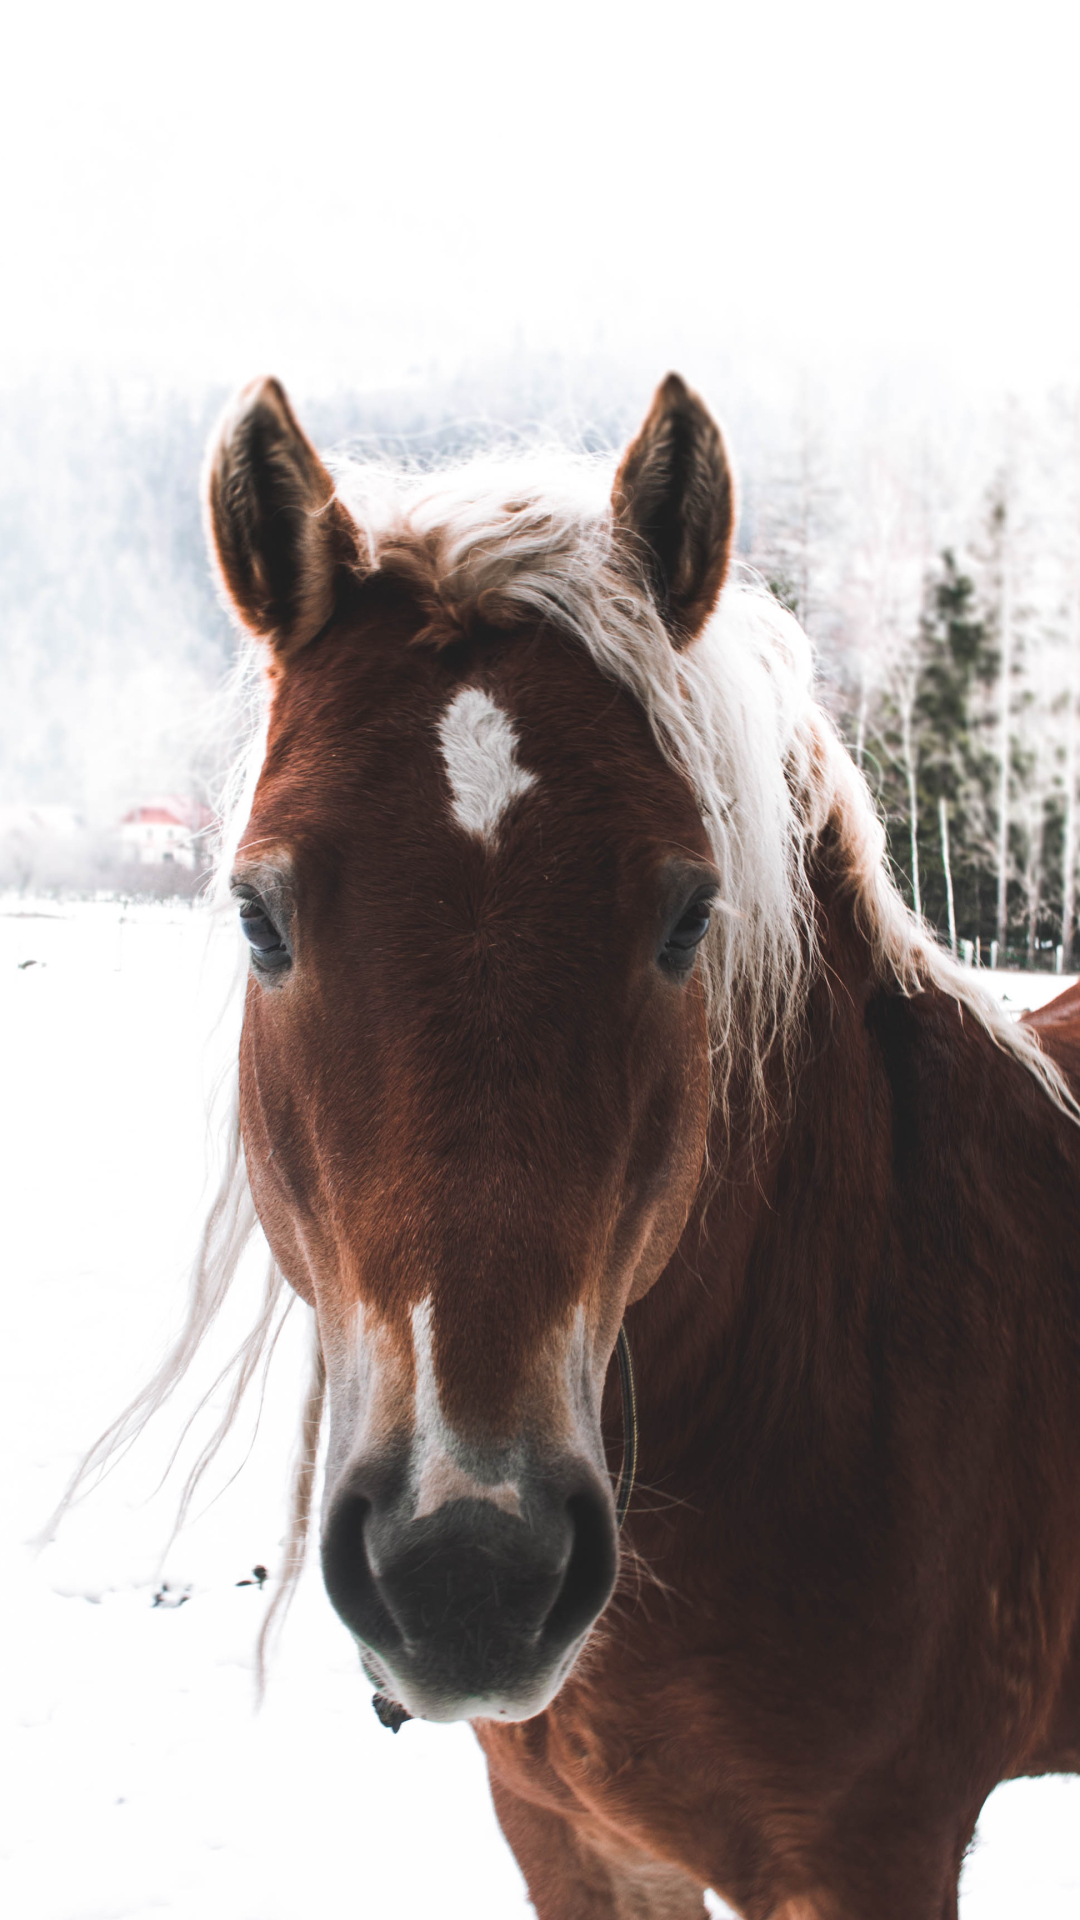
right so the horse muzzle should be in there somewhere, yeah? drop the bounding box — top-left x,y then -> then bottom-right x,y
320,1450 -> 618,1722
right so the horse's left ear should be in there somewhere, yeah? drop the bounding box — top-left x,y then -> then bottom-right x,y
612,374 -> 734,649
204,377 -> 361,662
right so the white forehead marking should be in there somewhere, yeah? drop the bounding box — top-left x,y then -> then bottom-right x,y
410,1296 -> 522,1520
437,686 -> 537,845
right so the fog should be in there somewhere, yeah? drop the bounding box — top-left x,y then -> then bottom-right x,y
3,0 -> 1080,926
6,1 -> 1080,396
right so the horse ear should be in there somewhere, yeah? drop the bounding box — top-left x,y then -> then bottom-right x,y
204,377 -> 360,660
612,374 -> 734,648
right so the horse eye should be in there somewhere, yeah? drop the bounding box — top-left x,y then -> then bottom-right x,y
660,896 -> 714,971
238,901 -> 291,971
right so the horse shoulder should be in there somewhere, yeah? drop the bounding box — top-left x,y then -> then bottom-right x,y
1022,980 -> 1080,1091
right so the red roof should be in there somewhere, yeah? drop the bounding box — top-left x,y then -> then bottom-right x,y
123,807 -> 187,826
120,797 -> 214,829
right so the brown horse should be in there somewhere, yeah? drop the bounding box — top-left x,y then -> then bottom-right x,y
1024,981 -> 1080,1084
103,373 -> 1080,1918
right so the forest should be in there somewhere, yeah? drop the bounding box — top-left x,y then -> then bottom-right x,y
744,386 -> 1080,968
3,363 -> 1079,966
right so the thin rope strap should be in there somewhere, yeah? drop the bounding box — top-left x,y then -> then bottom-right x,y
613,1323 -> 638,1530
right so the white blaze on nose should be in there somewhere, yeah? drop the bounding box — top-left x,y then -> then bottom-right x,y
437,687 -> 537,845
410,1297 -> 522,1520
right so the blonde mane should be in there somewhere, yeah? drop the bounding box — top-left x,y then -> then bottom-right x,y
52,447 -> 1077,1665
333,450 -> 1076,1122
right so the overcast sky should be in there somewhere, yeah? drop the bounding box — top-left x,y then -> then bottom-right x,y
3,0 -> 1079,408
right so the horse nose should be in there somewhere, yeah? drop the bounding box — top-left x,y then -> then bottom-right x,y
320,1462 -> 617,1718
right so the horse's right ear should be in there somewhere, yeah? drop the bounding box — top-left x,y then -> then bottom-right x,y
612,374 -> 734,649
204,378 -> 360,661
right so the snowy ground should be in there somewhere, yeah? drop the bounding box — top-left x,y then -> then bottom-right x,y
2,899 -> 1077,1920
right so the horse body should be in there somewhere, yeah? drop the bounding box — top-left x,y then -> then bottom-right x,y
1025,981 -> 1080,1084
195,373 -> 1080,1917
482,901 -> 1080,1918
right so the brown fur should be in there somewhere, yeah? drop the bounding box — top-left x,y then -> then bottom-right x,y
478,952 -> 1080,1919
207,378 -> 1080,1918
1024,981 -> 1080,1086
205,377 -> 359,659
613,373 -> 734,647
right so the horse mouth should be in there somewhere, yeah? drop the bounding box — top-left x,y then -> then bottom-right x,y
359,1635 -> 589,1726
321,1470 -> 618,1724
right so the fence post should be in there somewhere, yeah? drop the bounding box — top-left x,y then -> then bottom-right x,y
990,940 -> 999,971
960,939 -> 973,967
1056,944 -> 1064,975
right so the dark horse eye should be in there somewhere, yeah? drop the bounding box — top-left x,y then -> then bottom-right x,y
239,901 -> 290,971
660,896 -> 714,971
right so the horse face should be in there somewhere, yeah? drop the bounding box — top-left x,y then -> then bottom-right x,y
208,374 -> 733,1722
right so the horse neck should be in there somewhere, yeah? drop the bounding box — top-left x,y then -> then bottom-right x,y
625,878 -> 890,1485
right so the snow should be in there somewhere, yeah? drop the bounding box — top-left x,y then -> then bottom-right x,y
979,968 -> 1079,1015
2,900 -> 1077,1919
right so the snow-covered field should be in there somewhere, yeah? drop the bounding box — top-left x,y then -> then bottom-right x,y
2,900 -> 1078,1920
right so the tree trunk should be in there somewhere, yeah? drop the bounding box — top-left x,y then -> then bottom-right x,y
900,696 -> 921,918
939,797 -> 957,955
1027,849 -> 1039,964
995,499 -> 1014,952
1062,586 -> 1080,967
855,677 -> 868,772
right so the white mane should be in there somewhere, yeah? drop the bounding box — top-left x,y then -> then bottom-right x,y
330,449 -> 1074,1123
52,448 -> 1076,1666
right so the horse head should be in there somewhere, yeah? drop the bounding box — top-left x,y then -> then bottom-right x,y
205,374 -> 734,1722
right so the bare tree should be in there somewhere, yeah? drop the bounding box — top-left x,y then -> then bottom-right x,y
744,389 -> 843,647
939,797 -> 957,955
1062,585 -> 1080,964
1053,390 -> 1080,965
989,482 -> 1017,951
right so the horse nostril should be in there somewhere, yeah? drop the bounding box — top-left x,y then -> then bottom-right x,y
543,1488 -> 618,1650
322,1489 -> 368,1587
321,1491 -> 405,1653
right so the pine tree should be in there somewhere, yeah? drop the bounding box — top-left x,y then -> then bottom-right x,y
870,552 -> 998,944
914,552 -> 999,939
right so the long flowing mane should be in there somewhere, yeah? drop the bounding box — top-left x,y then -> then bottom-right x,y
328,451 -> 1075,1119
52,446 -> 1078,1665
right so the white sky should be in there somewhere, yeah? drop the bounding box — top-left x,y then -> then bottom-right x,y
3,0 -> 1080,404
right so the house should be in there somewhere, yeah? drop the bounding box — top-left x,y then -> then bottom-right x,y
118,797 -> 213,870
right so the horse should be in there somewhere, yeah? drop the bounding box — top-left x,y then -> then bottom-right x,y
1024,980 -> 1080,1085
81,372 -> 1080,1919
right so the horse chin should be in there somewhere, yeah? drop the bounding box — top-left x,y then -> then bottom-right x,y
359,1639 -> 585,1727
